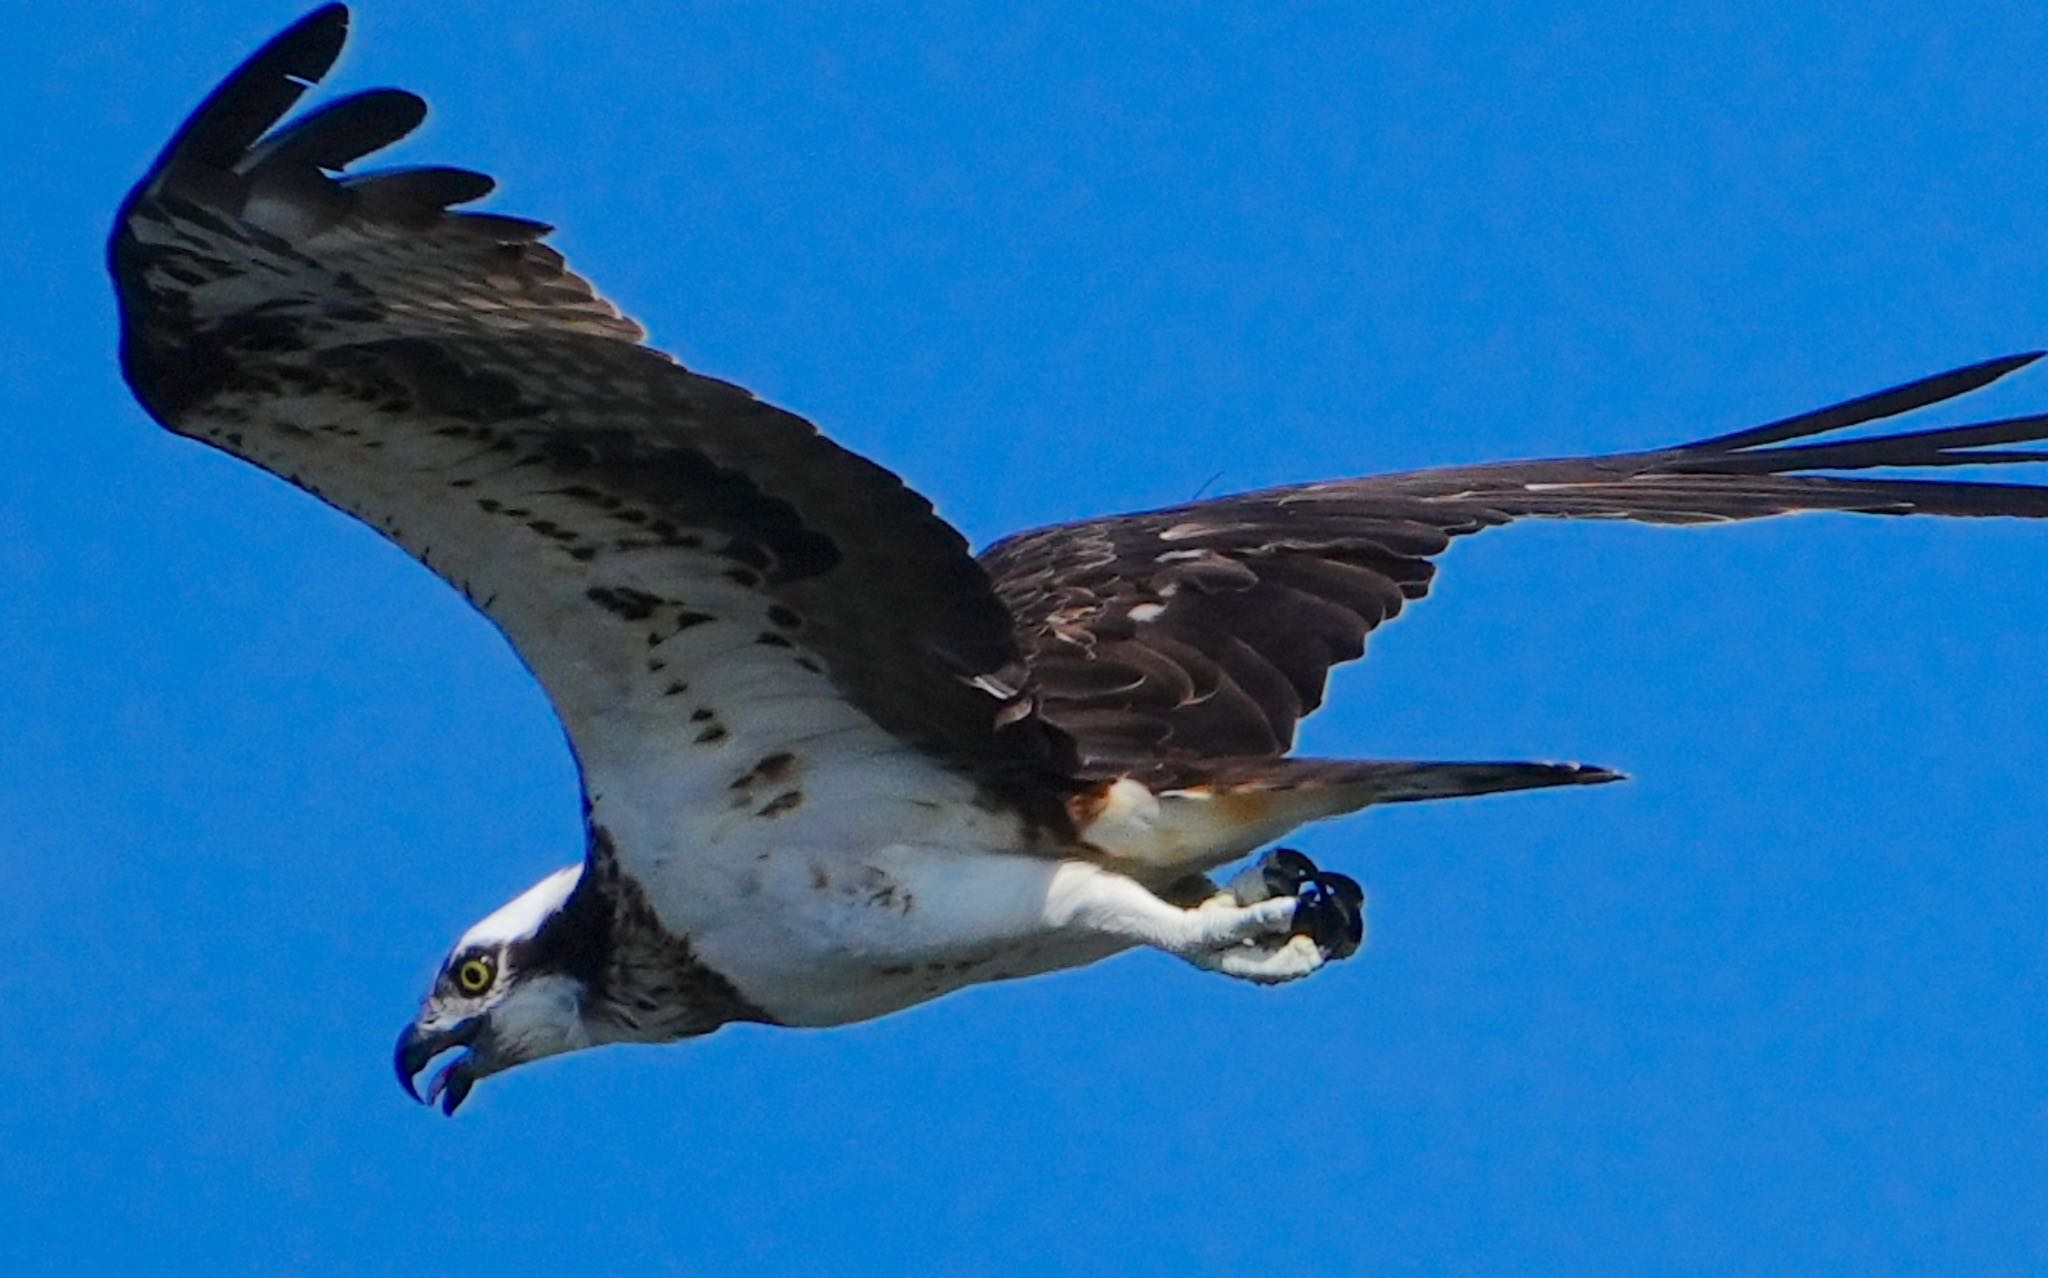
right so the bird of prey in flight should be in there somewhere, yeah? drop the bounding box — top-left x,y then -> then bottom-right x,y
112,6 -> 2048,1114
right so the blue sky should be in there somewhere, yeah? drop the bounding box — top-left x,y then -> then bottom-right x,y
5,1 -> 2047,1273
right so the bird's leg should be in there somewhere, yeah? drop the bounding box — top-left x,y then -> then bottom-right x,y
1043,854 -> 1364,986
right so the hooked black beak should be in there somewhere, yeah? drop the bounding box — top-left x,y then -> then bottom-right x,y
394,1017 -> 484,1115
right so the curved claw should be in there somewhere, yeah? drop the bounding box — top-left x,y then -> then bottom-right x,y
1316,870 -> 1364,910
1260,848 -> 1318,898
1290,872 -> 1365,960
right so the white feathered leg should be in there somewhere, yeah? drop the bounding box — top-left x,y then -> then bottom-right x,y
1040,856 -> 1359,985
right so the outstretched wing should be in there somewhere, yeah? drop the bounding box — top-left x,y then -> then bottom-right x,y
984,354 -> 2048,783
112,7 -> 1068,816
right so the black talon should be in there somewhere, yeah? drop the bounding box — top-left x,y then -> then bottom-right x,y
1233,850 -> 1366,958
1222,846 -> 1320,905
1260,847 -> 1318,898
1290,871 -> 1365,960
1318,870 -> 1364,910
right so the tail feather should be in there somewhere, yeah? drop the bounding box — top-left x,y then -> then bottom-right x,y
1316,758 -> 1626,803
1073,757 -> 1622,873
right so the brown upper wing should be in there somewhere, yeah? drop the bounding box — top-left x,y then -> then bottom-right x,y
111,7 -> 1068,790
984,355 -> 2048,784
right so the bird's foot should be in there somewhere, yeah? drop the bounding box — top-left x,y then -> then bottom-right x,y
1183,847 -> 1366,983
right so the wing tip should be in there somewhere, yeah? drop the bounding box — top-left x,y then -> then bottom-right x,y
119,6 -> 561,252
152,5 -> 355,177
1686,351 -> 2048,455
240,86 -> 428,174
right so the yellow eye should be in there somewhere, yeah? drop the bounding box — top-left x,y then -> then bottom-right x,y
455,956 -> 496,996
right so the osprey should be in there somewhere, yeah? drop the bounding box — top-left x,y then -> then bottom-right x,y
114,7 -> 2048,1115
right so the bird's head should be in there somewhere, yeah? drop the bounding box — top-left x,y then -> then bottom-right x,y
394,863 -> 603,1114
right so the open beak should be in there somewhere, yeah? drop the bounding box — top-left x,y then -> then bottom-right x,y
394,1016 -> 484,1115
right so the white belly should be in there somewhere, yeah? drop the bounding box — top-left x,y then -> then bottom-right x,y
691,840 -> 1133,1026
591,747 -> 1132,1026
